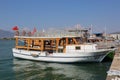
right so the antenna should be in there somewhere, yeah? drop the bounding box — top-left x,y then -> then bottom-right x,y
105,25 -> 107,37
90,24 -> 93,37
104,25 -> 108,47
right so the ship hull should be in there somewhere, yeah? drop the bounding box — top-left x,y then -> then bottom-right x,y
12,48 -> 114,63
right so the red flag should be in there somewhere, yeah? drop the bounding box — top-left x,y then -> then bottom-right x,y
32,27 -> 37,35
12,26 -> 19,31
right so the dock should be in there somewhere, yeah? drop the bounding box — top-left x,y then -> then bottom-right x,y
106,47 -> 120,80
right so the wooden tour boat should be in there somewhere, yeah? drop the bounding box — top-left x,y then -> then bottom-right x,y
12,28 -> 115,63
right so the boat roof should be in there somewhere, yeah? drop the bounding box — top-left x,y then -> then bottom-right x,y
15,28 -> 89,39
14,35 -> 79,39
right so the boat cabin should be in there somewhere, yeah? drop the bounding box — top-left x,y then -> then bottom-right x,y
15,36 -> 97,53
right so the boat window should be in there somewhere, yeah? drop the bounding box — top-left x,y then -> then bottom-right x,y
75,46 -> 81,50
58,49 -> 63,53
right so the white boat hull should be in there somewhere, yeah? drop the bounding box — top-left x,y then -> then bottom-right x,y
12,48 -> 114,63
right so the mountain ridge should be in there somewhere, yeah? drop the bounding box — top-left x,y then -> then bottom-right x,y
0,29 -> 14,38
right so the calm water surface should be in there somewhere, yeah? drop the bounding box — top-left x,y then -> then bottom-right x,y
0,40 -> 111,80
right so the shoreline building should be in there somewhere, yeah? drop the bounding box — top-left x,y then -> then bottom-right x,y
110,32 -> 120,40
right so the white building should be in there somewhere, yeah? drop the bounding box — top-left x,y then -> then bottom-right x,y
110,32 -> 120,40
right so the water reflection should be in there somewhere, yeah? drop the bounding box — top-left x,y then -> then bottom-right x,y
0,40 -> 16,80
13,59 -> 111,80
0,59 -> 15,80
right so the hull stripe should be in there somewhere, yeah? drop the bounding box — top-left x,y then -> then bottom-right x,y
13,52 -> 106,58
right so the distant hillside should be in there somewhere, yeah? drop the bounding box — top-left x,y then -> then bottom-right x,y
0,29 -> 14,38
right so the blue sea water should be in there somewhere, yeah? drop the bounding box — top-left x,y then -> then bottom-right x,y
0,40 -> 111,80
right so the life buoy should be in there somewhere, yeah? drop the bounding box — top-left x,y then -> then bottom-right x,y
31,53 -> 39,57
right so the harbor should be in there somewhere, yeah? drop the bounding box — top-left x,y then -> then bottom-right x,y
106,47 -> 120,80
0,0 -> 120,80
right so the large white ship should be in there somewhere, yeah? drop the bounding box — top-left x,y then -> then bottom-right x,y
12,28 -> 115,63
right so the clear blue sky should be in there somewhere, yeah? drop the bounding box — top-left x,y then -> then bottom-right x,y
0,0 -> 120,33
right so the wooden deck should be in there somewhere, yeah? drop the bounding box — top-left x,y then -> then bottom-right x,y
106,47 -> 120,80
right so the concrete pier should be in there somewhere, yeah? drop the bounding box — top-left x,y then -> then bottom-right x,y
106,47 -> 120,80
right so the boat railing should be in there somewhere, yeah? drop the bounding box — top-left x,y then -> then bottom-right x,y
96,41 -> 118,50
31,29 -> 84,37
